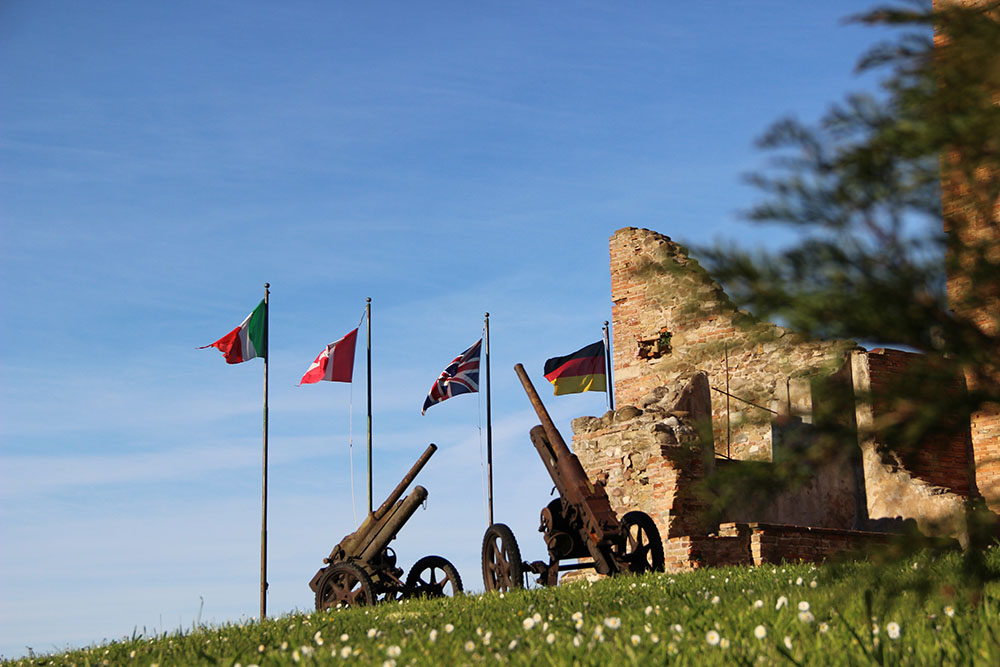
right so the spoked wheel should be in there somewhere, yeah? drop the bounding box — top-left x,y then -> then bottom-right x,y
405,555 -> 464,599
314,562 -> 376,610
482,523 -> 525,592
619,511 -> 665,574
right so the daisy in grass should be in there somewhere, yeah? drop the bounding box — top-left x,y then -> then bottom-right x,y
464,640 -> 475,652
754,625 -> 767,640
887,622 -> 901,640
604,617 -> 622,629
706,630 -> 721,646
445,623 -> 455,633
387,646 -> 401,658
776,596 -> 788,610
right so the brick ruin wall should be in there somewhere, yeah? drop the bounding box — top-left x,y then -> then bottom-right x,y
865,348 -> 973,496
608,228 -> 854,462
568,227 -> 986,571
934,0 -> 1000,510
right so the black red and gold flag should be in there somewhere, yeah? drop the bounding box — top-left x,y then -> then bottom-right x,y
543,341 -> 606,395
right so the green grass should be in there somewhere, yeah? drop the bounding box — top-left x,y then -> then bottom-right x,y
7,547 -> 1000,666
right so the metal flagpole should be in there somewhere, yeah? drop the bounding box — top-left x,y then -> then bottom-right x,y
603,321 -> 614,411
484,313 -> 494,526
366,297 -> 373,516
260,283 -> 269,620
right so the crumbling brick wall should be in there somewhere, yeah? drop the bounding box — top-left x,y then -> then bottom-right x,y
934,0 -> 1000,510
865,348 -> 974,496
609,227 -> 855,461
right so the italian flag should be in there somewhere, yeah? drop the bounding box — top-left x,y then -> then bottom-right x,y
201,299 -> 267,364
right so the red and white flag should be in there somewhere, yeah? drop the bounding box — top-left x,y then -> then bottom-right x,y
300,328 -> 359,385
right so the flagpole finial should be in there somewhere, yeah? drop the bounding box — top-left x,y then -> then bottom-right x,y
366,297 -> 371,304
485,312 -> 489,318
604,320 -> 609,326
265,282 -> 270,289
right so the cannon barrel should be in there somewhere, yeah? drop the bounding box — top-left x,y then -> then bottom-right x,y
359,485 -> 428,563
327,443 -> 437,562
515,364 -> 596,509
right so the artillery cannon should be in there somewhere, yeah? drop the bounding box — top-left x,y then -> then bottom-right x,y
481,364 -> 665,590
310,443 -> 463,609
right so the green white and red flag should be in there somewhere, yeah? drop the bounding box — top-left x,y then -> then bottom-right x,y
200,299 -> 267,364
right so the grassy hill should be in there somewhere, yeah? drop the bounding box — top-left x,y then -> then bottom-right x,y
6,546 -> 1000,666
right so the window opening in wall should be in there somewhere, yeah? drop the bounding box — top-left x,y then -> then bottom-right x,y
637,328 -> 672,359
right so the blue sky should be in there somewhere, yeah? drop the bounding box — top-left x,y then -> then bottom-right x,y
0,0 -> 900,659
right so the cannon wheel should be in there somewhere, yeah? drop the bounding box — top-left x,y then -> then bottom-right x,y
620,511 -> 665,574
405,555 -> 464,599
314,562 -> 375,610
482,523 -> 525,592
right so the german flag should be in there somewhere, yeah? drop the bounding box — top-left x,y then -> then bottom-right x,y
543,341 -> 606,395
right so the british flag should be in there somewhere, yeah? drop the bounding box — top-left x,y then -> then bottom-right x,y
421,338 -> 482,414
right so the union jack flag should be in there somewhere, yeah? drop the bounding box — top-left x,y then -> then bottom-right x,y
421,338 -> 482,415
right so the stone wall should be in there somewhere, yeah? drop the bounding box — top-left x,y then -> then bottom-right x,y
609,227 -> 855,461
849,350 -> 971,545
865,348 -> 974,496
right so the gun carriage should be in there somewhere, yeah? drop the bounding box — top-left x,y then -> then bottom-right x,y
310,443 -> 463,609
481,364 -> 665,590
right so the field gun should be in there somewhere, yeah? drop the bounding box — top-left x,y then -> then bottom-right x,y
310,443 -> 463,609
481,364 -> 664,590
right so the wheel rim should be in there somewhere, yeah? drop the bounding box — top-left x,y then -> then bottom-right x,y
406,556 -> 461,598
484,534 -> 510,589
318,565 -> 373,609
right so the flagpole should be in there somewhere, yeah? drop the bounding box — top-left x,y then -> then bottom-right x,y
260,283 -> 269,621
603,321 -> 614,411
484,312 -> 494,526
366,297 -> 373,516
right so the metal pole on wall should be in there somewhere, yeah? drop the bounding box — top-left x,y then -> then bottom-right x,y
260,282 -> 269,620
366,297 -> 373,516
725,346 -> 731,460
484,312 -> 494,526
603,321 -> 614,411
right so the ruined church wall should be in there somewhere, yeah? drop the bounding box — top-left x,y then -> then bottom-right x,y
609,227 -> 854,461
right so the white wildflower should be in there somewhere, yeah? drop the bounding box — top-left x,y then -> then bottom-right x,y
944,606 -> 955,618
258,644 -> 265,653
650,633 -> 660,644
754,625 -> 767,639
796,577 -> 803,586
798,611 -> 815,623
340,634 -> 349,642
721,638 -> 730,649
572,611 -> 584,622
522,617 -> 536,630
387,646 -> 401,658
383,661 -> 396,667
508,639 -> 518,650
753,599 -> 764,609
429,629 -> 437,642
604,617 -> 621,630
340,646 -> 352,658
711,595 -> 720,605
546,633 -> 555,645
776,596 -> 788,610
819,622 -> 829,633
798,601 -> 810,612
784,636 -> 793,650
464,640 -> 475,653
887,622 -> 901,640
810,580 -> 818,588
314,631 -> 323,646
301,647 -> 314,657
644,605 -> 653,615
367,628 -> 378,638
671,624 -> 683,635
573,635 -> 582,647
630,634 -> 641,646
706,630 -> 721,646
445,623 -> 455,633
